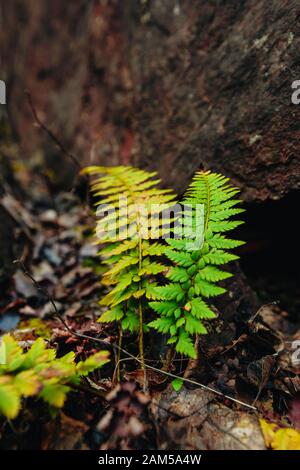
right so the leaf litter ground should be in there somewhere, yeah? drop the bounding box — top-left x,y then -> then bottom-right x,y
1,167 -> 300,450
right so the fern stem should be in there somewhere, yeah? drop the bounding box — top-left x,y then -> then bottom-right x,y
138,299 -> 144,367
203,173 -> 211,231
138,290 -> 147,391
137,227 -> 147,390
116,325 -> 123,383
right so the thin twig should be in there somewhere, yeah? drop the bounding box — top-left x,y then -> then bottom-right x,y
25,90 -> 93,208
14,259 -> 257,412
249,301 -> 279,323
25,91 -> 82,170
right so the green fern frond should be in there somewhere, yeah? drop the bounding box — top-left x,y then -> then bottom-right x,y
85,165 -> 244,365
149,170 -> 244,358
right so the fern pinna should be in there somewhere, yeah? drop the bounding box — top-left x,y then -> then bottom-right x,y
148,171 -> 245,359
83,165 -> 176,375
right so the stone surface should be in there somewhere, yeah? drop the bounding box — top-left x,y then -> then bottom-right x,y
2,1 -> 300,200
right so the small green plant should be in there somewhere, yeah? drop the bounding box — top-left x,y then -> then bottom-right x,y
0,334 -> 109,419
148,171 -> 245,358
83,166 -> 176,375
84,166 -> 245,370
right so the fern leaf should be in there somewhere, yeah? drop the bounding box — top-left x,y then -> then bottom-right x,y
198,266 -> 232,282
121,311 -> 139,332
104,255 -> 139,278
188,298 -> 217,319
210,208 -> 245,221
166,267 -> 189,283
175,331 -> 197,358
153,283 -> 184,300
166,238 -> 188,250
185,314 -> 208,335
208,220 -> 244,233
164,249 -> 194,267
194,278 -> 226,297
202,250 -> 239,265
98,306 -> 124,323
148,317 -> 173,334
142,242 -> 167,256
83,164 -> 179,372
149,301 -> 178,316
147,170 -> 245,359
207,234 -> 245,249
138,261 -> 166,276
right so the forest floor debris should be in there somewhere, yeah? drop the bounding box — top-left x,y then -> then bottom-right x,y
1,166 -> 300,450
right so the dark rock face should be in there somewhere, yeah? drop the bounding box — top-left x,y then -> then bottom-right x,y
1,1 -> 300,200
127,0 -> 300,201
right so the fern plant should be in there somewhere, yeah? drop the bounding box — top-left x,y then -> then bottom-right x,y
148,171 -> 245,358
0,334 -> 109,419
82,166 -> 176,375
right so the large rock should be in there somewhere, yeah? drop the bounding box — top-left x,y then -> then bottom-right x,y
152,386 -> 266,450
2,1 -> 299,199
126,0 -> 300,201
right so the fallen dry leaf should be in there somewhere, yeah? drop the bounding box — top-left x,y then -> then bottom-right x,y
260,418 -> 300,450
